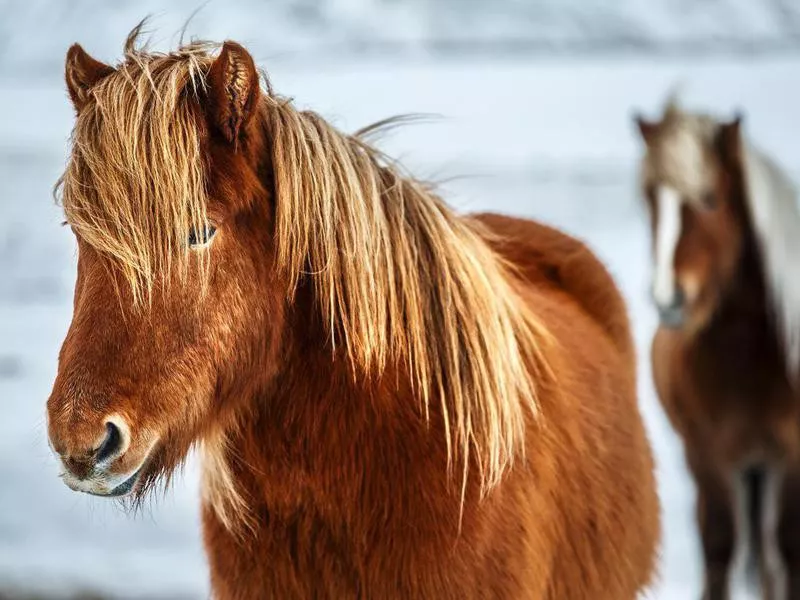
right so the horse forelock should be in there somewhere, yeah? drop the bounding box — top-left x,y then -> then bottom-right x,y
58,38 -> 219,303
641,108 -> 719,204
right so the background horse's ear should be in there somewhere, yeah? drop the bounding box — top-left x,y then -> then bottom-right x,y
634,113 -> 658,144
716,113 -> 744,165
207,41 -> 261,145
65,44 -> 115,113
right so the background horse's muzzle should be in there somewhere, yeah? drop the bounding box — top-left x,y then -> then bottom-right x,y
655,289 -> 686,329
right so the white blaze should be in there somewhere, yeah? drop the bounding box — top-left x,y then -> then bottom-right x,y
653,185 -> 682,307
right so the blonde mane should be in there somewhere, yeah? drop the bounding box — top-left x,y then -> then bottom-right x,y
266,97 -> 550,482
58,38 -> 549,526
742,140 -> 800,377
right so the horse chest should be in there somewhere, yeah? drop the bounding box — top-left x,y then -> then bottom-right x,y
684,344 -> 799,463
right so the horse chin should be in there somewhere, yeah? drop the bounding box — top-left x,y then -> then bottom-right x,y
80,444 -> 159,500
87,464 -> 145,498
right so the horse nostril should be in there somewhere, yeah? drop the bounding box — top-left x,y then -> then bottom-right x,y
95,421 -> 123,463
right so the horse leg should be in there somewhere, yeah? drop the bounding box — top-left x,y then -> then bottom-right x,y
690,455 -> 736,600
774,466 -> 800,600
735,464 -> 787,600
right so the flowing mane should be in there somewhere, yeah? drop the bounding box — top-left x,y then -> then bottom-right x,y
263,100 -> 552,491
57,37 -> 550,516
741,141 -> 800,376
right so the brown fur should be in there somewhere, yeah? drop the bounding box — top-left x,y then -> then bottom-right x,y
637,102 -> 800,599
47,31 -> 659,598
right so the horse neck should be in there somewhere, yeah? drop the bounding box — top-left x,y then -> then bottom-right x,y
223,285 -> 449,527
697,208 -> 776,352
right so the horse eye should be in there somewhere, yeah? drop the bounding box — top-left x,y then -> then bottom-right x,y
188,225 -> 217,248
702,191 -> 717,209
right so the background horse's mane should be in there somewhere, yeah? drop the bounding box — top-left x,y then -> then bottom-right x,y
741,140 -> 800,376
650,99 -> 800,378
58,33 -> 550,526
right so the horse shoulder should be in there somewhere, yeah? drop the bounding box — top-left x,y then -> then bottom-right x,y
473,212 -> 634,362
651,326 -> 695,435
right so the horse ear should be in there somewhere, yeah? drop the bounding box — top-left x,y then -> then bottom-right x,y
206,41 -> 261,144
634,113 -> 659,144
65,44 -> 115,113
716,113 -> 744,165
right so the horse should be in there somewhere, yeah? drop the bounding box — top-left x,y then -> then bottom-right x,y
636,98 -> 800,599
46,28 -> 659,599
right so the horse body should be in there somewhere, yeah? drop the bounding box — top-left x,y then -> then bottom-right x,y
637,99 -> 800,599
47,31 -> 659,598
203,214 -> 658,598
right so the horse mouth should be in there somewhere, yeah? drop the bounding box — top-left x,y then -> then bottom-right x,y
87,444 -> 158,498
85,463 -> 145,498
59,439 -> 159,498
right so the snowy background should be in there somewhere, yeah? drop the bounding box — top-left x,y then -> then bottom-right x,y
2,1 -> 800,598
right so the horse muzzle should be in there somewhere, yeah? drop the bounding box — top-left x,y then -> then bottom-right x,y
653,287 -> 686,329
53,417 -> 151,498
656,303 -> 686,329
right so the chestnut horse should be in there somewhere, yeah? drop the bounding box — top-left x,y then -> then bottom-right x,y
636,99 -> 800,599
47,30 -> 659,599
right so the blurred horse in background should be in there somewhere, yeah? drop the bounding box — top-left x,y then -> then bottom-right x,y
637,98 -> 800,600
45,27 -> 659,598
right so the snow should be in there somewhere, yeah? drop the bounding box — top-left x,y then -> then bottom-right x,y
3,8 -> 800,598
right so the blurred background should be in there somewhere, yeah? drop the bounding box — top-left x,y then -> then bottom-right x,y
2,1 -> 800,598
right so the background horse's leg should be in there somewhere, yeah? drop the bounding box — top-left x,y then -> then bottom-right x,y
738,465 -> 786,600
776,466 -> 800,600
689,453 -> 735,600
